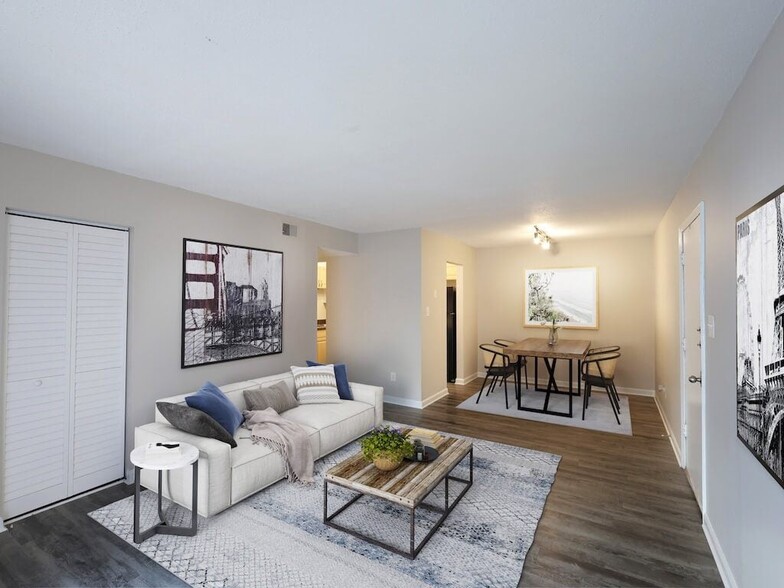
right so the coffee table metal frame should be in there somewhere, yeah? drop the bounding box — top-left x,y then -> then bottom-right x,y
323,447 -> 473,559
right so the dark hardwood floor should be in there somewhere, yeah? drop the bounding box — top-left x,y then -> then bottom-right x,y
0,484 -> 185,588
386,382 -> 722,587
0,382 -> 721,587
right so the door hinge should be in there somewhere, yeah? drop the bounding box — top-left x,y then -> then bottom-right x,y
683,424 -> 688,438
682,338 -> 687,351
680,252 -> 685,266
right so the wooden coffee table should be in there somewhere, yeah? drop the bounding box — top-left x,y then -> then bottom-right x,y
323,431 -> 473,559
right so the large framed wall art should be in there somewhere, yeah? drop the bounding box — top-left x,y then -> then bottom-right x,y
737,185 -> 784,488
182,238 -> 283,368
524,267 -> 598,329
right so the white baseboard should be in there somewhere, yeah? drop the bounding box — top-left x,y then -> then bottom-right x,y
703,515 -> 737,588
2,479 -> 124,527
654,392 -> 683,466
384,395 -> 424,409
385,388 -> 450,410
0,518 -> 6,533
454,372 -> 480,385
472,374 -> 655,397
422,388 -> 449,408
615,386 -> 655,397
542,378 -> 654,397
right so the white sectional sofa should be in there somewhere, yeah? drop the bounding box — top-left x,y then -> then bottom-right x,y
134,371 -> 383,517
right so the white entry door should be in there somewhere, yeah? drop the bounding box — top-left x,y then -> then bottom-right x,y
681,207 -> 705,511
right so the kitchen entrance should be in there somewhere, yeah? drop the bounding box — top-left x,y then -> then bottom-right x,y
316,260 -> 327,362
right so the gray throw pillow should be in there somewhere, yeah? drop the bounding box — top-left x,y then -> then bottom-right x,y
243,380 -> 299,414
156,401 -> 237,448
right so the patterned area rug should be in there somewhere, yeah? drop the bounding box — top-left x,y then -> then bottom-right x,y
90,425 -> 560,587
458,385 -> 632,436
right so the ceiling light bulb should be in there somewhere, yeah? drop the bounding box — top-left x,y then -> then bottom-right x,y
542,238 -> 551,250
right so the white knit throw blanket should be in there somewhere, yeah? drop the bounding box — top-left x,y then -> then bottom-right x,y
242,408 -> 314,484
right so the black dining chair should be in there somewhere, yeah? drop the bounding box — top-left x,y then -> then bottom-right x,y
581,346 -> 622,424
494,339 -> 529,390
477,344 -> 517,410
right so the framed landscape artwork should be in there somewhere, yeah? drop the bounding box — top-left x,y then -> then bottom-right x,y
524,267 -> 598,329
182,238 -> 283,368
736,185 -> 784,489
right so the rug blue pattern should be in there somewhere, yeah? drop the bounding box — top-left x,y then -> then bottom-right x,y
90,424 -> 560,588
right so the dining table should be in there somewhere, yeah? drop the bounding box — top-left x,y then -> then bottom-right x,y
504,337 -> 591,418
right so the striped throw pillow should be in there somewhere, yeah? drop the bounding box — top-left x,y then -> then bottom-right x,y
290,365 -> 342,404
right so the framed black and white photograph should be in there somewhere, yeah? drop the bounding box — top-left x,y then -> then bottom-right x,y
524,267 -> 598,329
737,185 -> 784,488
182,238 -> 283,368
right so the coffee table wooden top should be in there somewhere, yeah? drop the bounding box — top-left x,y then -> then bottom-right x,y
325,431 -> 472,509
505,337 -> 591,360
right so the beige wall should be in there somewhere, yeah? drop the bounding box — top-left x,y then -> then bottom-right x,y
654,11 -> 784,587
327,229 -> 423,403
0,143 -> 357,477
329,228 -> 478,407
420,229 -> 477,403
476,236 -> 656,392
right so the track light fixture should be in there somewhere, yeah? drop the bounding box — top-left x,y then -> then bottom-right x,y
533,226 -> 551,250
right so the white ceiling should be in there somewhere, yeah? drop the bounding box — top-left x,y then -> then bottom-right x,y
1,1 -> 782,247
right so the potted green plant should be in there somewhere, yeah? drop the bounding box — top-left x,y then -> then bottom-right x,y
360,426 -> 414,471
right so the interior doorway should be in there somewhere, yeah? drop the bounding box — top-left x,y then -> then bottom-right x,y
447,284 -> 457,382
446,262 -> 463,383
316,260 -> 327,363
679,202 -> 707,512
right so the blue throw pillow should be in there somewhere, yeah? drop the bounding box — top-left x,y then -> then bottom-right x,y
185,381 -> 244,436
306,361 -> 352,400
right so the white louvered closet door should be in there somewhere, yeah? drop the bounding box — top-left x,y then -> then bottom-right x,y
2,215 -> 128,519
3,215 -> 73,518
71,224 -> 128,494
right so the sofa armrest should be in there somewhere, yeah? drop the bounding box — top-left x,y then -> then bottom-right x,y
349,382 -> 383,426
134,422 -> 232,517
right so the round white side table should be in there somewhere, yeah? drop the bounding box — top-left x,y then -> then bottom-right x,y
129,442 -> 199,543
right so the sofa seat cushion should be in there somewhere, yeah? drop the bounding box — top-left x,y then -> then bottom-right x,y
282,401 -> 374,456
230,424 -> 320,504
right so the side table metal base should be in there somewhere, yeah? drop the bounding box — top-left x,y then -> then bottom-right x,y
133,461 -> 198,543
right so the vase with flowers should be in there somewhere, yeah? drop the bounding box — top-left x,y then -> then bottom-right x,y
548,319 -> 560,346
360,426 -> 414,471
543,312 -> 561,346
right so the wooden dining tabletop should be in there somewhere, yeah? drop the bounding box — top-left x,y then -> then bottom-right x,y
505,337 -> 591,359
